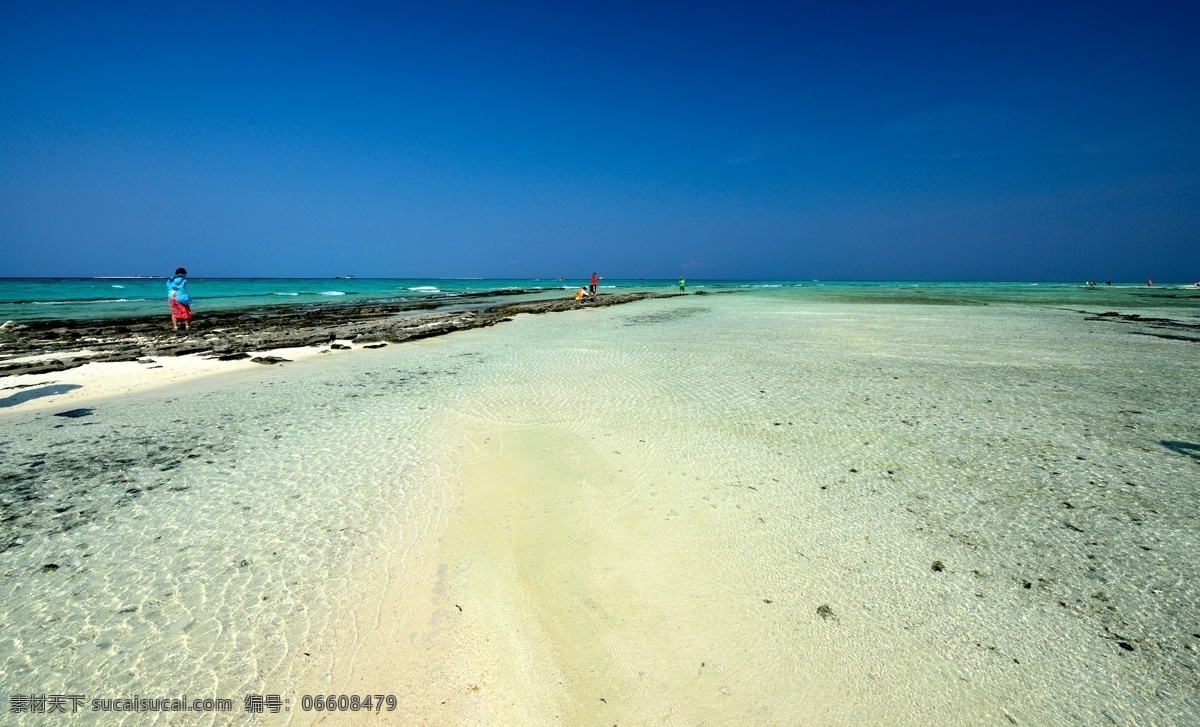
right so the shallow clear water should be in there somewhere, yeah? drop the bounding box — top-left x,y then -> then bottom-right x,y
1,288 -> 1198,723
397,292 -> 1200,724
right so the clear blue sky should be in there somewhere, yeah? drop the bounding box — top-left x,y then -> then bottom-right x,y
2,1 -> 1197,280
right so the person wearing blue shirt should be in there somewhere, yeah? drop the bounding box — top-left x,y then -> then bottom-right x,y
167,267 -> 192,331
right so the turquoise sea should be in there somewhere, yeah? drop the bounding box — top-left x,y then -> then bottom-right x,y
2,277 -> 1199,322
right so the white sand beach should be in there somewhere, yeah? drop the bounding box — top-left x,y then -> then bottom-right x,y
0,341 -> 373,416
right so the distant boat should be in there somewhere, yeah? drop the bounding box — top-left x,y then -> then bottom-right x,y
334,275 -> 355,279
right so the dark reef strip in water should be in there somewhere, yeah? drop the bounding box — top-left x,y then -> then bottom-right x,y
1083,311 -> 1200,344
0,292 -> 677,378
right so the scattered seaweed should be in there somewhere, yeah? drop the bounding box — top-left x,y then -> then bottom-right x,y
621,307 -> 710,326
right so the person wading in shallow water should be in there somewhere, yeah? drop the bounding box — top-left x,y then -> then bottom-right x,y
678,277 -> 686,293
167,267 -> 192,331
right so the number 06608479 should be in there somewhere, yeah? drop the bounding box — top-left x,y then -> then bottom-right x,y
300,694 -> 397,712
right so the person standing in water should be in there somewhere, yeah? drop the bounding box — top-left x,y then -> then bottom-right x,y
167,267 -> 192,331
590,272 -> 599,297
678,277 -> 686,293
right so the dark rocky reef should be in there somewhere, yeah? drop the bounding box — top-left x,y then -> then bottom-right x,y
0,292 -> 675,378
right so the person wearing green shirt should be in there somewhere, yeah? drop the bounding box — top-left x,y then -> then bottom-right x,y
678,277 -> 686,293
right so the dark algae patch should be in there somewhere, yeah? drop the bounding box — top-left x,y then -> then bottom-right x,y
53,408 -> 94,418
0,420 -> 235,553
620,306 -> 710,326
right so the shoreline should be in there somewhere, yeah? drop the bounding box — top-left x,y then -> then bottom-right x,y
0,290 -> 675,377
0,291 -> 673,414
